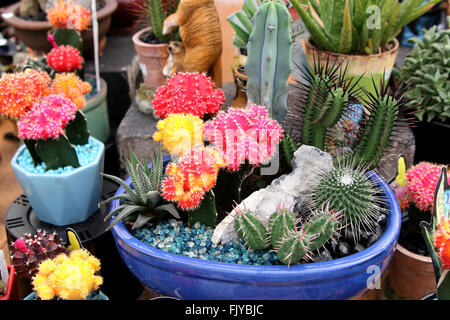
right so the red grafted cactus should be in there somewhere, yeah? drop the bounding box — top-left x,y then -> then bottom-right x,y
407,162 -> 447,212
47,44 -> 84,72
204,105 -> 283,171
152,72 -> 225,118
11,230 -> 67,279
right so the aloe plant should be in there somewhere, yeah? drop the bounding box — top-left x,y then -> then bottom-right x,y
100,146 -> 180,231
290,0 -> 443,55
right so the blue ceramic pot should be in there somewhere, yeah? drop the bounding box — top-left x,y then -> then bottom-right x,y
110,167 -> 401,300
11,137 -> 105,226
24,291 -> 109,300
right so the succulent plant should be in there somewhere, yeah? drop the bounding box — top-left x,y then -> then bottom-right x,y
308,161 -> 386,242
234,207 -> 270,250
11,230 -> 67,279
245,0 -> 292,124
100,146 -> 180,231
227,0 -> 263,49
286,56 -> 362,152
290,0 -> 442,55
234,202 -> 342,265
400,18 -> 450,123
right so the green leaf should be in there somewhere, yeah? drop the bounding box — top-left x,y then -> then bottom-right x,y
65,111 -> 90,146
98,193 -> 132,208
188,190 -> 217,227
155,203 -> 180,219
35,135 -> 80,171
338,0 -> 353,54
107,205 -> 147,231
131,214 -> 155,230
101,173 -> 140,204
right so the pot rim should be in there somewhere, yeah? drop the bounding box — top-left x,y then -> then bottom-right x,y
3,0 -> 117,30
303,37 -> 400,59
110,169 -> 401,283
396,243 -> 432,263
11,136 -> 105,179
132,27 -> 170,48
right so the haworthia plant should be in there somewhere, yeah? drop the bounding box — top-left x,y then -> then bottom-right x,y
246,0 -> 292,124
289,0 -> 443,55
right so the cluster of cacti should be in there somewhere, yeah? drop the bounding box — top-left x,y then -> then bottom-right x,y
11,230 -> 67,279
144,0 -> 180,43
309,162 -> 385,242
152,73 -> 225,119
245,0 -> 292,124
32,249 -> 103,300
336,78 -> 416,170
400,17 -> 450,123
234,204 -> 342,265
286,57 -> 361,152
101,146 -> 180,231
290,0 -> 442,55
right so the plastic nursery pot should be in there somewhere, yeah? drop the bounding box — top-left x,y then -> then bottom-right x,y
83,77 -> 110,143
2,0 -> 117,56
132,27 -> 169,90
10,137 -> 105,227
387,243 -> 436,300
0,265 -> 18,301
24,290 -> 109,300
302,38 -> 399,101
109,164 -> 401,300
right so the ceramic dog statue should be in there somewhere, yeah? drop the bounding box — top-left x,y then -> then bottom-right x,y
162,0 -> 223,87
163,41 -> 185,77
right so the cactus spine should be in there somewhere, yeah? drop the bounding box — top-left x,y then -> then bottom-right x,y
246,0 -> 292,124
234,207 -> 270,250
235,202 -> 342,265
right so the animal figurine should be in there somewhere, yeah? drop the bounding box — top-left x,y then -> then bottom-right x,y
162,0 -> 223,88
163,41 -> 185,77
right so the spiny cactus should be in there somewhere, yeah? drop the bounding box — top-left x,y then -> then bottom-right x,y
280,132 -> 298,170
11,230 -> 67,279
246,0 -> 292,124
145,0 -> 180,43
234,207 -> 270,250
268,205 -> 296,249
235,202 -> 342,265
100,146 -> 180,231
335,77 -> 416,170
285,56 -> 362,152
309,161 -> 386,242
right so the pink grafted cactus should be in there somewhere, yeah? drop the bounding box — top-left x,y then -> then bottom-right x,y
152,72 -> 225,118
407,162 -> 448,212
204,105 -> 283,171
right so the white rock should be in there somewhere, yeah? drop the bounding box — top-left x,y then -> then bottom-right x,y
212,145 -> 334,245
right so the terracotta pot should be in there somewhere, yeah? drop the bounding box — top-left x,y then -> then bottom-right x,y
132,27 -> 168,90
3,0 -> 118,56
231,65 -> 247,108
302,38 -> 399,100
388,243 -> 436,299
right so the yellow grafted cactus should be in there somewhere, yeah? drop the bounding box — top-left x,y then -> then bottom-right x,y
153,113 -> 204,156
32,249 -> 103,300
394,157 -> 407,187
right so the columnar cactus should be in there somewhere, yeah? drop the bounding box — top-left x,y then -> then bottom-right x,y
234,207 -> 270,250
245,0 -> 292,124
235,202 -> 342,265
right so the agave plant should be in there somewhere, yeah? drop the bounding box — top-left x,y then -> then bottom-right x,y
100,146 -> 179,231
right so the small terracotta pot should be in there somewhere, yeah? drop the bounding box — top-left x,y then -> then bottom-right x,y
388,243 -> 436,299
3,0 -> 118,56
302,38 -> 399,99
132,27 -> 169,90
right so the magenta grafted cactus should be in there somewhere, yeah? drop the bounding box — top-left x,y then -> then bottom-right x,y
204,105 -> 283,171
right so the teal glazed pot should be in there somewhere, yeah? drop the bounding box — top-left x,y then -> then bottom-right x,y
83,77 -> 110,143
11,137 -> 105,226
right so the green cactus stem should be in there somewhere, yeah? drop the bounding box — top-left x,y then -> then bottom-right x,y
34,135 -> 80,171
268,206 -> 296,249
64,110 -> 90,146
234,207 -> 270,250
276,229 -> 309,266
246,0 -> 292,124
